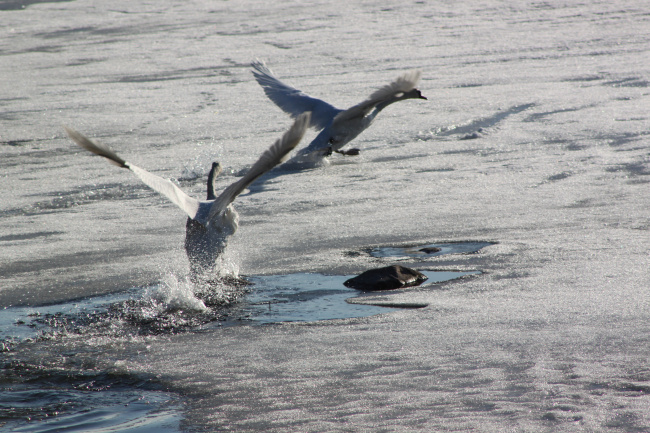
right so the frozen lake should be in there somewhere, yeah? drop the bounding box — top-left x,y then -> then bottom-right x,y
1,0 -> 649,431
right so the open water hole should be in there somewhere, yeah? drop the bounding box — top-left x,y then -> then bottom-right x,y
1,270 -> 479,344
369,241 -> 496,259
0,241 -> 491,433
236,270 -> 478,324
0,273 -> 478,433
0,387 -> 182,433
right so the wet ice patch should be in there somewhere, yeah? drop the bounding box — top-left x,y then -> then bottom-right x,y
370,241 -> 495,259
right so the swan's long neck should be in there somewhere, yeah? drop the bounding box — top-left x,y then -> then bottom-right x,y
375,98 -> 398,113
206,162 -> 222,200
363,99 -> 396,127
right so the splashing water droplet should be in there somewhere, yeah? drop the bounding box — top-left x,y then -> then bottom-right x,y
147,273 -> 208,313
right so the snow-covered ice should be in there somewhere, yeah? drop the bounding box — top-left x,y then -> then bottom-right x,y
1,0 -> 649,431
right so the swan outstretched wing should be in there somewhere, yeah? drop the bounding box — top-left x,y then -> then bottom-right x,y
251,61 -> 339,130
334,69 -> 423,123
65,126 -> 200,219
207,112 -> 310,222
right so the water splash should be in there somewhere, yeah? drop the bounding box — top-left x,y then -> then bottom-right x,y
146,273 -> 207,314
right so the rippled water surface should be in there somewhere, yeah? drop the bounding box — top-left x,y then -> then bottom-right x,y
1,388 -> 181,433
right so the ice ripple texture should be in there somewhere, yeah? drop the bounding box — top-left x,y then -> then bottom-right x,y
1,0 -> 649,432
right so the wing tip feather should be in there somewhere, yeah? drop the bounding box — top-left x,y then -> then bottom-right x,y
208,111 -> 311,220
64,125 -> 127,168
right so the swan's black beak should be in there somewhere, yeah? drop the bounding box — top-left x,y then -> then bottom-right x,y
417,90 -> 427,100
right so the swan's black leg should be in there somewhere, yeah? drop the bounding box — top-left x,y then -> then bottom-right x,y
334,148 -> 361,156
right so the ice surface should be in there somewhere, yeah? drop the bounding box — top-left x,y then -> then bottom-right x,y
1,0 -> 649,431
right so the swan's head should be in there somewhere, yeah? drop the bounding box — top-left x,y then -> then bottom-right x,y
405,88 -> 427,100
394,89 -> 427,101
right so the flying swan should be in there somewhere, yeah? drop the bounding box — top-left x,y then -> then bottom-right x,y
251,61 -> 426,165
65,112 -> 310,280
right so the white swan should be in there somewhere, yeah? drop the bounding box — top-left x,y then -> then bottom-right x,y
65,112 -> 310,280
251,61 -> 426,164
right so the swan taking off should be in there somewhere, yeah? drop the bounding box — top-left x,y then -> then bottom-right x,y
251,61 -> 426,165
65,112 -> 310,280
